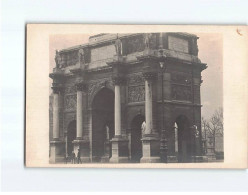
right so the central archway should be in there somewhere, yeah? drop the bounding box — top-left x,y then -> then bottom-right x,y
92,87 -> 114,162
130,114 -> 145,163
175,115 -> 192,163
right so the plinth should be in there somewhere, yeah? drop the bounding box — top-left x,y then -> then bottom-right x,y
49,140 -> 64,164
140,135 -> 160,163
109,136 -> 129,163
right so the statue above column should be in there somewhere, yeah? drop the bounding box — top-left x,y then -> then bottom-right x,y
144,33 -> 152,49
55,50 -> 62,68
115,37 -> 122,56
78,48 -> 86,69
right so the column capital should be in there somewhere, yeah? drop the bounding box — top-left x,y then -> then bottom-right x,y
112,76 -> 126,86
142,71 -> 157,81
52,86 -> 63,94
75,81 -> 87,91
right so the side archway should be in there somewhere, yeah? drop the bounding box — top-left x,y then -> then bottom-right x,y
175,115 -> 192,163
66,120 -> 76,157
130,114 -> 145,163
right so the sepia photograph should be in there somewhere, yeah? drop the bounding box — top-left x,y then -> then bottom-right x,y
48,32 -> 223,164
25,24 -> 247,168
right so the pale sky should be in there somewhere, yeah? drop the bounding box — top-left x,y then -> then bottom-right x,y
49,33 -> 223,120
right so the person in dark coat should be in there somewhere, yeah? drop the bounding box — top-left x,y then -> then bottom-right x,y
71,151 -> 76,164
77,149 -> 82,164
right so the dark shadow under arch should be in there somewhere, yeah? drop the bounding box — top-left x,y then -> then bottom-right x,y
130,114 -> 145,163
175,115 -> 192,163
67,120 -> 76,156
92,87 -> 114,162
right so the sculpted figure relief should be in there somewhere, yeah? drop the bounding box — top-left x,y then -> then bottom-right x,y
78,49 -> 85,68
141,121 -> 146,136
115,38 -> 122,56
55,50 -> 62,68
144,33 -> 152,49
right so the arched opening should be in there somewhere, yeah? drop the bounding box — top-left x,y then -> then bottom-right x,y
92,88 -> 114,162
130,114 -> 145,163
67,120 -> 76,157
175,115 -> 192,163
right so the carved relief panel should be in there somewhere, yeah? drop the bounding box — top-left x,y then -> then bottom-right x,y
124,34 -> 145,55
127,74 -> 145,103
171,72 -> 192,102
171,85 -> 191,101
65,94 -> 77,110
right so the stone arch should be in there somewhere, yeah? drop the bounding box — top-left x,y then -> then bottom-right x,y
88,79 -> 114,107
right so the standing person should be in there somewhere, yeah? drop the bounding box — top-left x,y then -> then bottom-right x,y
77,149 -> 82,164
71,151 -> 76,164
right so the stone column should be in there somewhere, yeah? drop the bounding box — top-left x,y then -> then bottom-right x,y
114,84 -> 121,136
50,86 -> 64,163
144,78 -> 153,135
109,76 -> 129,163
72,81 -> 90,163
53,91 -> 60,139
140,72 -> 160,163
76,84 -> 83,139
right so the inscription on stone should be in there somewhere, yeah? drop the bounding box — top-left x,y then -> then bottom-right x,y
91,45 -> 116,62
168,36 -> 189,53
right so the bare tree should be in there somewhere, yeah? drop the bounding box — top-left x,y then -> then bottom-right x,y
203,107 -> 223,153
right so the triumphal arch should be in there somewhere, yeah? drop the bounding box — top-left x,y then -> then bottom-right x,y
49,33 -> 207,163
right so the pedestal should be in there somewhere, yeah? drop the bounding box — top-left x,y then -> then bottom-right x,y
49,140 -> 64,164
109,136 -> 129,163
73,139 -> 90,163
206,146 -> 216,162
140,135 -> 160,163
167,156 -> 178,163
191,156 -> 206,163
101,140 -> 111,163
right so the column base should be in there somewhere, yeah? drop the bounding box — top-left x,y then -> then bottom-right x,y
167,156 -> 178,163
49,140 -> 64,164
109,136 -> 129,163
73,139 -> 90,163
191,156 -> 206,163
140,135 -> 160,163
206,154 -> 217,162
101,141 -> 111,163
